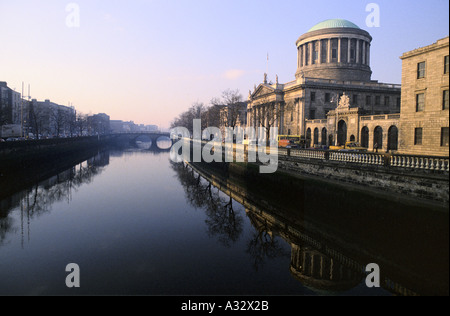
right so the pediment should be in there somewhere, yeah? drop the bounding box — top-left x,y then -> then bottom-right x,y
251,84 -> 276,99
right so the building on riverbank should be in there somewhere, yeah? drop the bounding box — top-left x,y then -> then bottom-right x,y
0,82 -> 22,126
398,37 -> 449,156
247,19 -> 401,150
247,20 -> 449,156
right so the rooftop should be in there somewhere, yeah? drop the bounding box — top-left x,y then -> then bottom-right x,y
308,19 -> 360,32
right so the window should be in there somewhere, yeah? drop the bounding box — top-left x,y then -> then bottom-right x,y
310,92 -> 316,102
288,129 -> 291,136
441,127 -> 449,147
366,95 -> 371,105
445,55 -> 449,74
332,49 -> 337,59
416,93 -> 425,112
325,93 -> 331,102
443,90 -> 449,110
417,62 -> 426,79
396,97 -> 401,109
375,96 -> 381,105
310,109 -> 315,120
414,128 -> 423,145
290,112 -> 293,122
384,96 -> 390,106
353,94 -> 358,105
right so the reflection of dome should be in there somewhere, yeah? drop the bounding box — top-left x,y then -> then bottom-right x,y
308,19 -> 360,32
290,245 -> 362,294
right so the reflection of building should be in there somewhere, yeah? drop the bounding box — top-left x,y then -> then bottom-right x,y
398,37 -> 449,156
290,244 -> 361,293
247,19 -> 401,150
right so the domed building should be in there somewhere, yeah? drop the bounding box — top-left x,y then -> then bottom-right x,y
295,19 -> 373,82
247,19 -> 402,151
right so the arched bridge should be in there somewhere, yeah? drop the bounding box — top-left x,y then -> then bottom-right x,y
108,132 -> 173,150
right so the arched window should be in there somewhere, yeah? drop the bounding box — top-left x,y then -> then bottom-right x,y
373,126 -> 383,150
321,128 -> 327,145
361,126 -> 369,148
337,120 -> 347,146
306,128 -> 312,148
388,125 -> 398,151
313,128 -> 319,145
350,135 -> 356,142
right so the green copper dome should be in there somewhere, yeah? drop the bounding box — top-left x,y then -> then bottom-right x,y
308,19 -> 360,32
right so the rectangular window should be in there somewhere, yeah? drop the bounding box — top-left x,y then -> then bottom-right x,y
332,49 -> 337,59
353,94 -> 358,105
416,93 -> 425,112
310,109 -> 315,120
384,96 -> 390,106
445,55 -> 449,74
310,92 -> 316,102
443,90 -> 449,110
414,128 -> 423,145
441,127 -> 449,147
325,93 -> 331,103
397,97 -> 401,109
417,62 -> 426,79
291,112 -> 293,122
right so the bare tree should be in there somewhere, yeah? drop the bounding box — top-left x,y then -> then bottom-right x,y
76,113 -> 88,136
211,89 -> 245,129
170,102 -> 207,134
250,95 -> 294,142
51,108 -> 66,138
28,102 -> 46,139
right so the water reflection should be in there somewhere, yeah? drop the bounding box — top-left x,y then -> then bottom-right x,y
170,162 -> 244,247
0,151 -> 110,248
172,161 -> 448,296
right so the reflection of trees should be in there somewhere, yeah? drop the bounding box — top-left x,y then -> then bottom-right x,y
0,151 -> 109,247
170,161 -> 243,247
246,212 -> 289,271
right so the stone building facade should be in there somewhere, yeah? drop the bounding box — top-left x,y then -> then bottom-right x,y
247,19 -> 401,148
0,81 -> 22,126
398,37 -> 449,156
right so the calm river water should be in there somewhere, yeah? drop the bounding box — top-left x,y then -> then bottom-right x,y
0,142 -> 448,296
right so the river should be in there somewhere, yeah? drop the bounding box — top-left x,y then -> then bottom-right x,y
0,142 -> 448,296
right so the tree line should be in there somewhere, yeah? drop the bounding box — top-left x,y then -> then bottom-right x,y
170,89 -> 245,133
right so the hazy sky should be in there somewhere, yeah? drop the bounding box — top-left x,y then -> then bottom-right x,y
0,0 -> 448,128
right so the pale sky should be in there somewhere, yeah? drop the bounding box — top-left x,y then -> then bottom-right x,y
0,0 -> 448,128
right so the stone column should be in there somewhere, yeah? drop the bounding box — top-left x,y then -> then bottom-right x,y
318,40 -> 322,64
327,38 -> 331,63
302,44 -> 306,66
356,39 -> 360,64
347,38 -> 351,63
362,41 -> 366,65
337,38 -> 341,63
367,43 -> 370,66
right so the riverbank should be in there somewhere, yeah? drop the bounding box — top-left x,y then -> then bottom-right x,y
186,160 -> 449,295
180,139 -> 449,207
0,137 -> 111,200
